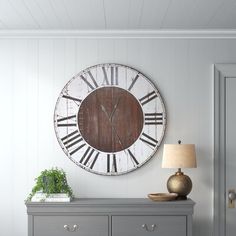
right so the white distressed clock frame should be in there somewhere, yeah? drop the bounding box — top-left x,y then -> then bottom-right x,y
54,63 -> 167,175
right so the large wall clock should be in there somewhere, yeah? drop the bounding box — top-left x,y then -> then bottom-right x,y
54,63 -> 167,175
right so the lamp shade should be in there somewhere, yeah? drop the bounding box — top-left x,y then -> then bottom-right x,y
162,144 -> 197,168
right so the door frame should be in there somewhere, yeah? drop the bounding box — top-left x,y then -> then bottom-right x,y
214,64 -> 236,236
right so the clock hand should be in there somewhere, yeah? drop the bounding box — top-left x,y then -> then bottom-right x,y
100,97 -> 121,121
109,97 -> 121,121
111,125 -> 125,150
100,104 -> 110,118
98,101 -> 125,150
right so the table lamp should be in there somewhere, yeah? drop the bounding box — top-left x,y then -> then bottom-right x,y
162,140 -> 197,200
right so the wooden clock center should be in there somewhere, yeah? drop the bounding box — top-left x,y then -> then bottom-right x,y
78,86 -> 144,153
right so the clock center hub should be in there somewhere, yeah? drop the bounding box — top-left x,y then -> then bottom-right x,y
78,86 -> 143,153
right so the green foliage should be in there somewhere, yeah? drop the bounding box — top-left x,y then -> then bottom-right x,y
27,167 -> 73,201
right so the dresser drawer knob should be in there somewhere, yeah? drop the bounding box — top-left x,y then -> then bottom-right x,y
64,224 -> 78,232
142,224 -> 157,232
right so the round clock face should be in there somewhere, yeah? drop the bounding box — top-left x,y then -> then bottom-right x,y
54,64 -> 166,175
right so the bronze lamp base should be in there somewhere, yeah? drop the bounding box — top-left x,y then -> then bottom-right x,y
167,168 -> 192,200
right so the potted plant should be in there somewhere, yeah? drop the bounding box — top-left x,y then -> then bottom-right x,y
27,167 -> 73,202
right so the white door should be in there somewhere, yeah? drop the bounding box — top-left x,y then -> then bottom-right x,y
214,64 -> 236,236
225,77 -> 236,236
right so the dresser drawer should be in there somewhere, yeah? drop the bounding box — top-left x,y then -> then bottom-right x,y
112,215 -> 186,236
34,215 -> 108,236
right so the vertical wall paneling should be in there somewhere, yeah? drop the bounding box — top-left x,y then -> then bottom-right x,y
26,39 -> 39,188
64,39 -> 77,81
76,39 -> 99,70
113,39 -> 128,65
0,39 -> 14,236
97,39 -> 115,63
2,36 -> 236,236
52,39 -> 65,163
12,39 -> 28,236
37,39 -> 54,170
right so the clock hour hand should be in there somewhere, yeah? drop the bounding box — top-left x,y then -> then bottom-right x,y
109,97 -> 121,121
100,104 -> 110,119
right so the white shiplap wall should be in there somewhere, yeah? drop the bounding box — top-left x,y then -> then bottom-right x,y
1,35 -> 236,236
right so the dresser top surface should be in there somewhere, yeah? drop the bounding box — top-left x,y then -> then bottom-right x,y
26,198 -> 195,207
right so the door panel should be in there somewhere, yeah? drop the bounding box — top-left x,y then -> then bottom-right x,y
214,65 -> 236,236
226,77 -> 236,236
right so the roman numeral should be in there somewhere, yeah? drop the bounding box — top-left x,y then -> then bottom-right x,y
90,152 -> 100,169
139,91 -> 158,106
127,149 -> 139,166
79,146 -> 100,169
61,130 -> 85,156
115,66 -> 118,85
111,67 -> 114,85
56,115 -> 77,127
128,74 -> 139,91
102,66 -> 118,85
62,95 -> 82,103
144,113 -> 163,125
113,154 -> 118,172
140,132 -> 158,148
102,66 -> 109,85
107,154 -> 110,173
107,154 -> 117,173
80,71 -> 98,90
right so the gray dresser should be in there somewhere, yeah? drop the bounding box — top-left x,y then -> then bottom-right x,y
26,198 -> 195,236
